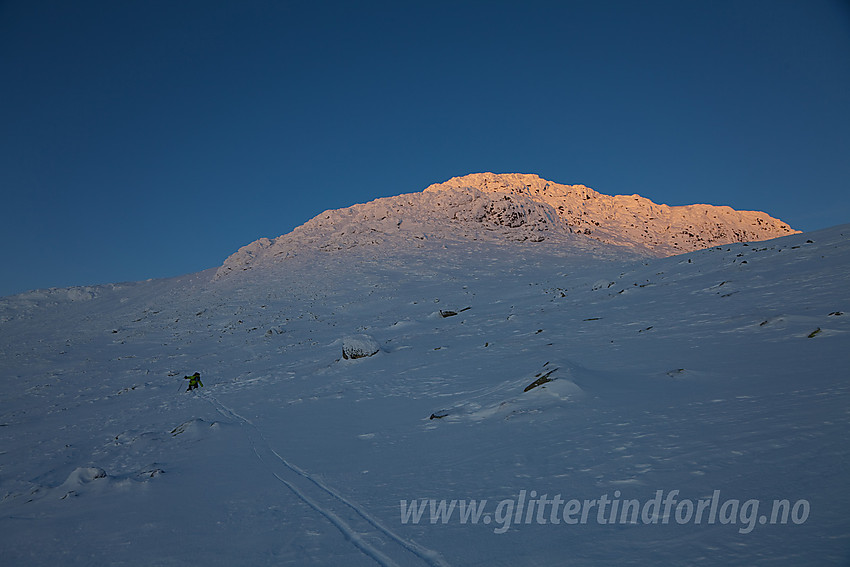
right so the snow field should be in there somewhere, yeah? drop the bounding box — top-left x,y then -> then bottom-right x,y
1,226 -> 848,565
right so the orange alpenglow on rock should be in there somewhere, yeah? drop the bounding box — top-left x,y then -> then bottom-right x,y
215,173 -> 798,279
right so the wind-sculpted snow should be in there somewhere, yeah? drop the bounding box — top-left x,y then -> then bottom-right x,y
215,173 -> 798,279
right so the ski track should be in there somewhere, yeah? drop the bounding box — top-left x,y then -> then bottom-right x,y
203,393 -> 449,567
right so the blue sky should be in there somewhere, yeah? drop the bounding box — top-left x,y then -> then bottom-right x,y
2,0 -> 849,296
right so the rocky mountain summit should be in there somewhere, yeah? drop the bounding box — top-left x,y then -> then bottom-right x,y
215,173 -> 797,278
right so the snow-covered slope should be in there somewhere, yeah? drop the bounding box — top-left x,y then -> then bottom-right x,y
216,173 -> 797,278
1,224 -> 847,565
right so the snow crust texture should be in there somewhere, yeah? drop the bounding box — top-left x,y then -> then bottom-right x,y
216,173 -> 797,278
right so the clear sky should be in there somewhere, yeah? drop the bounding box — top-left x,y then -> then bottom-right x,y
2,0 -> 849,296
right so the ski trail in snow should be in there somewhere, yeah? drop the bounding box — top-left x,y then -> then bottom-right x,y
203,393 -> 449,567
264,447 -> 451,567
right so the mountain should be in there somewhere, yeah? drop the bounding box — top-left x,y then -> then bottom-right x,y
1,181 -> 847,565
216,173 -> 797,278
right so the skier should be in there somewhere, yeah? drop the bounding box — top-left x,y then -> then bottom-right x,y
184,372 -> 203,391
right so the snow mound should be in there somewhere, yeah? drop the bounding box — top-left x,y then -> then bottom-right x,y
52,467 -> 111,500
430,363 -> 586,424
60,466 -> 109,489
170,418 -> 221,439
34,465 -> 163,502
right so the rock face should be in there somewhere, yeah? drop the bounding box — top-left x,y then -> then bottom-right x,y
427,173 -> 798,255
215,173 -> 798,278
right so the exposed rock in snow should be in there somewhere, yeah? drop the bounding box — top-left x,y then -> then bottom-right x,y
214,173 -> 798,279
341,334 -> 380,360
